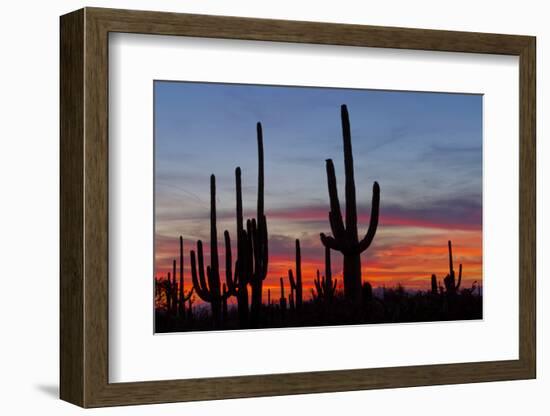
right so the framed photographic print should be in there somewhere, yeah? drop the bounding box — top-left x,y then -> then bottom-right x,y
60,7 -> 536,408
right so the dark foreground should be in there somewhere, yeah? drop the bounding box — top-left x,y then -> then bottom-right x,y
155,288 -> 482,333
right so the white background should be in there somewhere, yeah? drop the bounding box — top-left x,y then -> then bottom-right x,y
0,0 -> 546,414
109,34 -> 519,382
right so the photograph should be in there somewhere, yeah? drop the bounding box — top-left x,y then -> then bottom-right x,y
153,81 -> 483,332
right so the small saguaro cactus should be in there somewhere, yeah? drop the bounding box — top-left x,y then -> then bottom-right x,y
178,237 -> 194,318
172,260 -> 178,314
443,240 -> 462,295
431,274 -> 438,295
362,281 -> 373,303
279,277 -> 287,319
288,239 -> 303,310
190,175 -> 232,328
165,272 -> 172,312
313,246 -> 337,302
168,269 -> 177,314
320,105 -> 380,306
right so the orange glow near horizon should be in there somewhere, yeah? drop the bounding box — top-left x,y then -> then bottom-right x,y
154,223 -> 482,306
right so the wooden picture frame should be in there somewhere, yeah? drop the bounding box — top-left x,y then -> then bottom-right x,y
60,7 -> 536,408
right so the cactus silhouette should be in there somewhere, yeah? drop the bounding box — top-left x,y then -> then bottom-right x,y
288,239 -> 303,310
279,277 -> 287,320
172,260 -> 178,314
443,240 -> 462,294
167,267 -> 178,315
313,246 -> 337,302
320,105 -> 380,305
362,281 -> 373,303
190,175 -> 232,328
164,272 -> 172,312
223,167 -> 250,328
247,123 -> 269,328
177,237 -> 194,317
431,274 -> 438,295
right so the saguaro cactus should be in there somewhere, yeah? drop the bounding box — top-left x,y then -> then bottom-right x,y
279,277 -> 287,320
172,260 -> 178,314
289,292 -> 295,311
178,236 -> 194,317
313,246 -> 337,302
320,105 -> 380,305
190,175 -> 231,328
165,272 -> 172,313
443,240 -> 462,294
430,274 -> 439,295
223,167 -> 250,328
288,239 -> 303,310
248,123 -> 269,328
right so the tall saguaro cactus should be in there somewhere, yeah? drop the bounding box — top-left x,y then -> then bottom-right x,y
223,167 -> 250,328
288,239 -> 303,310
443,240 -> 462,294
248,123 -> 269,328
320,105 -> 380,305
190,175 -> 231,328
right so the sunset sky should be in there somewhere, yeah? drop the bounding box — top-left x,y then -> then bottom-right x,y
154,81 -> 482,302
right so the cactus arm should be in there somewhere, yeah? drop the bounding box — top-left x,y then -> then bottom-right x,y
314,276 -> 323,297
250,219 -> 258,270
190,249 -> 212,302
325,159 -> 346,241
224,230 -> 237,294
328,211 -> 347,244
358,181 -> 381,253
288,269 -> 296,290
245,219 -> 255,278
457,264 -> 462,290
196,241 -> 209,295
320,233 -> 341,251
341,105 -> 358,239
263,216 -> 269,276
